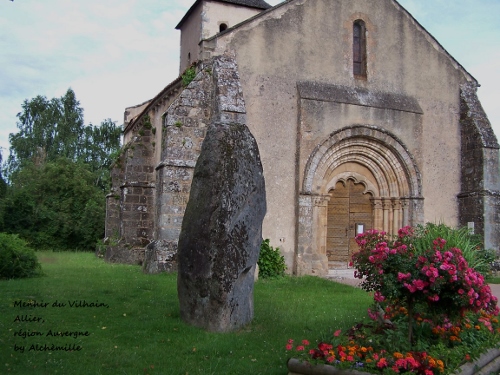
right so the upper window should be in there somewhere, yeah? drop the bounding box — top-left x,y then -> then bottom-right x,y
353,20 -> 367,78
219,23 -> 228,32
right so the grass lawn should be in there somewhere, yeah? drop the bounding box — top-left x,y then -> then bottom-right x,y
0,252 -> 372,375
487,276 -> 500,284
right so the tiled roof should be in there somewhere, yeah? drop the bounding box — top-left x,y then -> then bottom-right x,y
218,0 -> 272,10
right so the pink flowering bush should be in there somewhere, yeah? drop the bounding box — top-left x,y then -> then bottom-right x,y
285,224 -> 500,374
352,224 -> 498,344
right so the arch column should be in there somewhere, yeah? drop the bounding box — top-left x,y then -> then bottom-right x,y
371,197 -> 383,231
314,195 -> 330,264
392,198 -> 402,234
401,198 -> 410,227
382,198 -> 392,234
296,194 -> 329,276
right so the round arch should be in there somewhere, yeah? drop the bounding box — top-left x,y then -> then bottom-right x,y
295,125 -> 423,275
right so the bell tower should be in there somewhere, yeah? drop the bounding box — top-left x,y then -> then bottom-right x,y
176,0 -> 272,73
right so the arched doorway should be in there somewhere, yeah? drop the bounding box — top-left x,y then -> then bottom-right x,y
327,179 -> 373,268
296,126 -> 423,276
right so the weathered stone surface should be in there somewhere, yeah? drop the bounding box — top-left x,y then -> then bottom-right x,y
142,240 -> 177,273
177,121 -> 266,332
105,245 -> 145,265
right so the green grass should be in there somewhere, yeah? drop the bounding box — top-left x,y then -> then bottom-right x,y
487,276 -> 500,284
0,252 -> 371,375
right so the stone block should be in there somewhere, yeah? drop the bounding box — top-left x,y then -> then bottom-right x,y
177,122 -> 266,332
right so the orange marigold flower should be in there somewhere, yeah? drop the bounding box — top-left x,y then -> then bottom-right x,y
366,359 -> 373,363
360,347 -> 368,353
475,325 -> 481,330
393,352 -> 404,359
465,323 -> 472,329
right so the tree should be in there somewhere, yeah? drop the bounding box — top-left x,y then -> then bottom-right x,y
1,158 -> 106,250
0,151 -> 6,199
0,89 -> 122,250
6,88 -> 121,190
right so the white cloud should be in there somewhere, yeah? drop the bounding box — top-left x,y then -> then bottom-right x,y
0,0 -> 498,159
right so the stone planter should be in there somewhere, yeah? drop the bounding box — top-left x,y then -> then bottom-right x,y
287,347 -> 500,375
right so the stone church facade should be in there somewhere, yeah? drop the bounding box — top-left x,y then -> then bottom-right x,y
105,0 -> 500,276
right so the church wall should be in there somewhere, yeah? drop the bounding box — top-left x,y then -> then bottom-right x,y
179,2 -> 265,73
297,98 -> 423,190
155,68 -> 212,250
179,2 -> 203,72
203,2 -> 263,39
123,101 -> 151,145
209,0 -> 478,270
104,121 -> 157,265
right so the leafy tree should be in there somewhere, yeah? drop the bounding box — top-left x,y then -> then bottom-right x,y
6,88 -> 121,190
0,151 -> 6,199
0,89 -> 122,250
1,158 -> 106,251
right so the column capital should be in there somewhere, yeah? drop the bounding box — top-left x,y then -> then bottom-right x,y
392,197 -> 402,210
371,197 -> 383,209
314,195 -> 330,207
382,197 -> 392,210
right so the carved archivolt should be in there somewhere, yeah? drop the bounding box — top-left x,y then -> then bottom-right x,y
301,125 -> 423,235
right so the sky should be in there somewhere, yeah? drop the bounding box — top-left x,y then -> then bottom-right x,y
0,0 -> 499,158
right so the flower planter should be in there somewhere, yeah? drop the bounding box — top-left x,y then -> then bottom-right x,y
287,347 -> 500,375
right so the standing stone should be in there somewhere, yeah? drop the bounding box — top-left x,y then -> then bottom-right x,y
177,121 -> 266,332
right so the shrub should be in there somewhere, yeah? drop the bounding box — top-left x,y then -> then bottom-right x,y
258,238 -> 286,278
181,66 -> 196,87
0,233 -> 42,279
412,222 -> 494,276
351,224 -> 498,345
1,158 -> 106,251
286,224 -> 500,374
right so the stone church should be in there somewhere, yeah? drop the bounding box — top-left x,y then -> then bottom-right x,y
105,0 -> 500,276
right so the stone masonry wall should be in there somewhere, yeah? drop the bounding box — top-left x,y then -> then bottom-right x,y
105,118 -> 157,264
458,83 -> 500,251
143,55 -> 248,273
143,65 -> 214,273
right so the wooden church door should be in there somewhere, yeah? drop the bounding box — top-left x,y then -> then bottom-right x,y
327,180 -> 373,269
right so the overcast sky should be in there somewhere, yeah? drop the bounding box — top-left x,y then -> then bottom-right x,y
0,0 -> 499,157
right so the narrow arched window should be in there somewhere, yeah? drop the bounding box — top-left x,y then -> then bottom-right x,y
219,23 -> 228,32
353,20 -> 367,77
